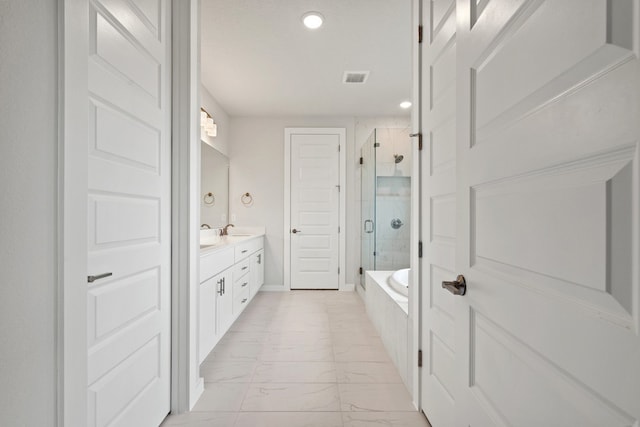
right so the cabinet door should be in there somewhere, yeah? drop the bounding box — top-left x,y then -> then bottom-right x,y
251,249 -> 265,299
216,270 -> 234,335
199,277 -> 216,362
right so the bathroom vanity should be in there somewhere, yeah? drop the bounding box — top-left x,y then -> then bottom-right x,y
199,233 -> 264,362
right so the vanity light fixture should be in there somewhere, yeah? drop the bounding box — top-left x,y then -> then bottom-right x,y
200,108 -> 217,137
400,101 -> 412,109
302,12 -> 324,29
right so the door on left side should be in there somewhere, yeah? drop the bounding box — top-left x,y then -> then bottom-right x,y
71,1 -> 172,425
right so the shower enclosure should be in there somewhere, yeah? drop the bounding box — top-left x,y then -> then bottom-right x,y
360,128 -> 411,287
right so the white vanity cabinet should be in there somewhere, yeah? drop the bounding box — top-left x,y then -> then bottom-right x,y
198,246 -> 233,361
199,235 -> 264,363
251,249 -> 264,299
198,276 -> 216,362
232,257 -> 251,316
215,269 -> 234,337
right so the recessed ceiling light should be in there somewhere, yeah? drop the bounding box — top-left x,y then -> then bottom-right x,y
302,12 -> 324,29
400,101 -> 412,109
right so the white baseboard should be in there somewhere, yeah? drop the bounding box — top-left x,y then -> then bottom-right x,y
340,283 -> 355,291
259,284 -> 289,292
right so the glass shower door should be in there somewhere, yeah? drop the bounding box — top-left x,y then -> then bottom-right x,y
360,131 -> 377,287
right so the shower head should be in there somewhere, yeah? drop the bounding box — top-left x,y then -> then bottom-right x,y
394,154 -> 404,164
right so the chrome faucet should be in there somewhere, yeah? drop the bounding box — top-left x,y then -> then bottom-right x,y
201,223 -> 211,229
222,223 -> 235,235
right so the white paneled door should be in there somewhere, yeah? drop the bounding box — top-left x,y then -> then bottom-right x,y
420,0 -> 458,425
288,129 -> 344,290
85,1 -> 171,426
421,0 -> 640,426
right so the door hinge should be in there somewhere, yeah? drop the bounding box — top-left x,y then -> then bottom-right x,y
373,251 -> 377,256
410,132 -> 423,150
418,25 -> 423,44
338,145 -> 341,152
418,349 -> 423,367
374,142 -> 380,148
338,267 -> 340,274
338,226 -> 340,233
418,241 -> 423,258
359,267 -> 363,275
359,156 -> 363,165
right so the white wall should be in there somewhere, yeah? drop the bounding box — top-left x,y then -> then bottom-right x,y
0,0 -> 58,424
228,116 -> 410,289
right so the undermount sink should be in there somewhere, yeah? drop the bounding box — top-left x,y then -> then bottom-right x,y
227,233 -> 253,237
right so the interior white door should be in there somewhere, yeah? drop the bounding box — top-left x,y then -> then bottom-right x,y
289,131 -> 341,290
419,0 -> 459,426
86,1 -> 171,426
453,1 -> 639,426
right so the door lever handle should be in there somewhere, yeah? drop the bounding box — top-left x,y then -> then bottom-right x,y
291,229 -> 301,234
87,272 -> 113,283
442,275 -> 466,296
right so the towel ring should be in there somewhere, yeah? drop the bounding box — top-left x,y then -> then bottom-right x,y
241,192 -> 253,206
203,192 -> 215,205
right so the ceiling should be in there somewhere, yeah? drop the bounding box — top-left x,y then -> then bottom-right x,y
200,0 -> 413,117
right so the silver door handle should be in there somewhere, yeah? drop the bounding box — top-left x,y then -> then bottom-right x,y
87,272 -> 112,283
442,275 -> 467,296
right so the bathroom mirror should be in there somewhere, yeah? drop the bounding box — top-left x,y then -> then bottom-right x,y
201,141 -> 229,229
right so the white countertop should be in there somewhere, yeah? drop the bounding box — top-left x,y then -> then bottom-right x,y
200,227 -> 265,254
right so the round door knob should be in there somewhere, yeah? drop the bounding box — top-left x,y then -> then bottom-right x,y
292,229 -> 301,234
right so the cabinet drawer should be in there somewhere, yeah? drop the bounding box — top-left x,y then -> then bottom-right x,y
233,286 -> 250,315
234,237 -> 263,261
232,258 -> 251,283
200,247 -> 234,283
233,275 -> 250,298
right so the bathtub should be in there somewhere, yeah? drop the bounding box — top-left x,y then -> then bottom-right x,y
363,270 -> 410,390
388,268 -> 409,297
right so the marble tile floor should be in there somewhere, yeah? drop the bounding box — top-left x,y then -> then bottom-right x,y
162,290 -> 432,427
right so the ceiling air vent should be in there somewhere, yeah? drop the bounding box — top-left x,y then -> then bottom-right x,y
343,71 -> 369,84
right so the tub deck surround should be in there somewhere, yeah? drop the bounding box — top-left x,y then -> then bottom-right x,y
366,271 -> 408,314
163,291 -> 430,427
364,271 -> 410,391
388,268 -> 410,298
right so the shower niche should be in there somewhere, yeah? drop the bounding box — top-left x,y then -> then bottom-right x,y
360,128 -> 411,288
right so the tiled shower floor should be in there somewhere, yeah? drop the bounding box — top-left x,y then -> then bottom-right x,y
162,290 -> 431,427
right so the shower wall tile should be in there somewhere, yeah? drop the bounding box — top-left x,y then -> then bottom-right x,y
375,179 -> 411,271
